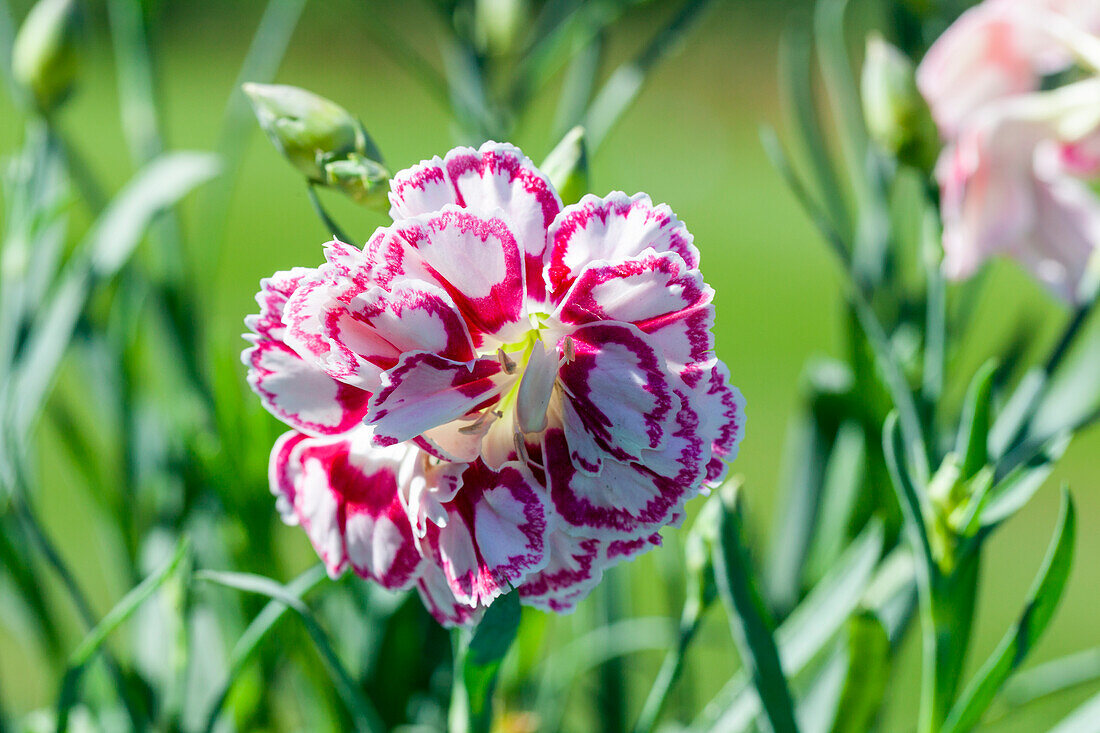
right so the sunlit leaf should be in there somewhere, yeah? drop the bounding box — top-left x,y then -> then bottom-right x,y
712,486 -> 800,733
55,538 -> 190,733
955,360 -> 997,479
827,610 -> 889,733
943,489 -> 1077,733
697,521 -> 886,732
452,591 -> 521,733
195,569 -> 383,733
1049,689 -> 1100,733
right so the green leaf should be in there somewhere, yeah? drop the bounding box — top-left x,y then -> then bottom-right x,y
805,421 -> 865,583
201,565 -> 328,733
882,412 -> 934,574
829,611 -> 890,733
55,538 -> 191,733
195,569 -> 383,733
759,125 -> 850,268
539,617 -> 674,733
451,591 -> 522,733
697,521 -> 885,733
990,369 -> 1046,460
955,360 -> 998,479
943,489 -> 1077,733
1002,646 -> 1100,710
87,152 -> 220,276
814,0 -> 890,288
0,0 -> 16,97
9,151 -> 218,435
981,433 -> 1070,528
1049,689 -> 1100,733
712,485 -> 800,733
540,125 -> 589,206
777,22 -> 851,245
583,0 -> 715,151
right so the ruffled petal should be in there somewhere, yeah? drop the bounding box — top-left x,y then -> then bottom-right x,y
368,353 -> 507,447
282,256 -> 477,391
700,362 -> 746,486
444,142 -> 563,304
554,249 -> 711,327
557,322 -> 676,464
546,193 -> 699,300
388,155 -> 457,221
268,430 -> 423,589
244,269 -> 372,435
416,562 -> 485,628
244,340 -> 371,435
422,460 -> 549,606
395,207 -> 527,343
518,532 -> 603,613
543,389 -> 704,542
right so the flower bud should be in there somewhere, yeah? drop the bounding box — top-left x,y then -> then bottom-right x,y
11,0 -> 81,114
243,83 -> 389,209
540,126 -> 589,206
861,34 -> 938,172
323,154 -> 390,210
474,0 -> 528,56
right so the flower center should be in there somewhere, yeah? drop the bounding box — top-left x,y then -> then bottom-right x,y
471,317 -> 574,462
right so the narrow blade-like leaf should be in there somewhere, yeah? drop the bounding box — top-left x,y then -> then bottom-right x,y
712,486 -> 800,733
452,591 -> 522,733
196,569 -> 383,733
943,489 -> 1077,733
55,539 -> 191,733
829,611 -> 890,733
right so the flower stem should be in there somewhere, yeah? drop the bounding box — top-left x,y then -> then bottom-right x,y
919,550 -> 981,733
307,183 -> 353,243
449,592 -> 522,733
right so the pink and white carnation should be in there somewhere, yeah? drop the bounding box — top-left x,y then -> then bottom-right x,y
918,0 -> 1100,301
244,142 -> 745,625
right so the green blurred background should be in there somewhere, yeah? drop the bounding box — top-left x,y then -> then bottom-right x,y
0,0 -> 1097,729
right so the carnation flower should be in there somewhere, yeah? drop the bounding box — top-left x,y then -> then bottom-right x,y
918,0 -> 1100,301
936,84 -> 1100,301
917,0 -> 1100,137
245,142 -> 744,624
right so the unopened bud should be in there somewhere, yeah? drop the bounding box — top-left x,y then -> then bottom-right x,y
243,83 -> 389,209
12,0 -> 81,113
861,34 -> 938,172
474,0 -> 529,56
541,126 -> 589,206
324,155 -> 389,209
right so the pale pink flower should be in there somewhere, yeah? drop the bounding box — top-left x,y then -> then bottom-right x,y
937,91 -> 1100,300
917,0 -> 1100,137
919,0 -> 1100,301
246,142 -> 745,623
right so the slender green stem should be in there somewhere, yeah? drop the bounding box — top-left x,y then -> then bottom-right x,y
306,184 -> 353,243
597,576 -> 627,733
450,592 -> 521,733
44,121 -> 108,214
922,551 -> 981,732
202,565 -> 328,733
